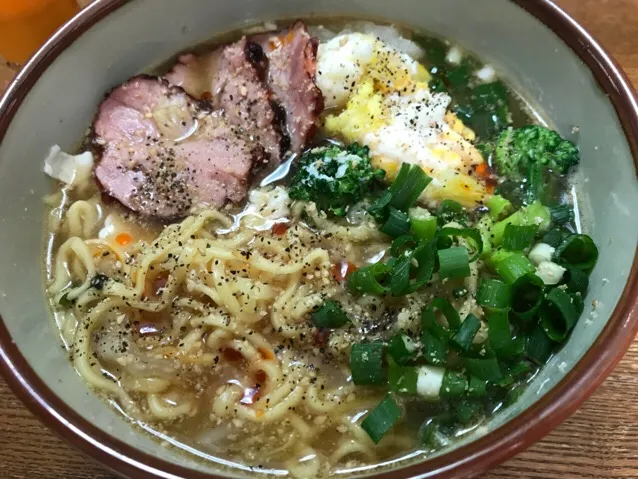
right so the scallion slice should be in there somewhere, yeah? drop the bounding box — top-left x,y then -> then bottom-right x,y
438,246 -> 471,279
453,398 -> 482,424
440,370 -> 468,398
467,376 -> 488,398
564,266 -> 589,294
382,207 -> 411,238
550,204 -> 574,225
487,194 -> 513,220
388,163 -> 432,211
432,297 -> 461,330
409,208 -> 438,242
438,199 -> 468,226
388,333 -> 418,365
542,227 -> 568,248
389,253 -> 412,296
311,300 -> 350,328
476,278 -> 511,311
540,287 -> 579,342
554,234 -> 599,271
464,356 -> 502,381
451,314 -> 481,351
388,361 -> 418,395
350,342 -> 386,385
502,224 -> 538,251
526,323 -> 554,365
510,273 -> 544,320
368,190 -> 392,222
347,263 -> 390,295
439,227 -> 483,261
487,310 -> 520,358
492,252 -> 536,284
421,331 -> 448,366
361,395 -> 402,444
491,201 -> 550,245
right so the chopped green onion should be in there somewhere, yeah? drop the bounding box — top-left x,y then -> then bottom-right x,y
476,214 -> 494,259
554,234 -> 598,271
487,310 -> 520,358
388,333 -> 418,365
464,356 -> 502,381
550,204 -> 574,225
476,278 -> 511,311
451,314 -> 481,351
389,253 -> 411,296
388,361 -> 418,395
526,323 -> 554,365
350,342 -> 386,385
418,418 -> 449,449
491,201 -> 551,246
382,207 -> 411,238
438,199 -> 468,226
361,395 -> 402,444
571,292 -> 585,315
347,263 -> 390,295
311,300 -> 350,328
438,246 -> 471,279
421,331 -> 448,366
388,164 -> 433,211
421,305 -> 451,342
467,376 -> 488,398
453,398 -> 482,424
564,266 -> 589,294
390,235 -> 419,257
492,252 -> 536,284
368,190 -> 392,222
524,163 -> 545,204
409,207 -> 438,242
440,370 -> 468,398
540,288 -> 579,342
510,273 -> 544,320
502,224 -> 538,251
431,297 -> 461,330
487,194 -> 513,220
439,227 -> 483,261
408,243 -> 436,292
542,227 -> 568,248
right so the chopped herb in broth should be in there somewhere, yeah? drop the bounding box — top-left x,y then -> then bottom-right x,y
42,18 -> 598,478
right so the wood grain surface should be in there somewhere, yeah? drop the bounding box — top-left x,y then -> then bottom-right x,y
1,0 -> 637,478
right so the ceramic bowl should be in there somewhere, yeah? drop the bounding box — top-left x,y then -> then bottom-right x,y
0,0 -> 637,478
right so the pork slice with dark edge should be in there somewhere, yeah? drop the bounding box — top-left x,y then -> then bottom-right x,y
250,21 -> 324,155
167,39 -> 287,164
93,76 -> 264,219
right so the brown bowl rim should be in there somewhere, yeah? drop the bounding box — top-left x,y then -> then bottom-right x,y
1,0 -> 637,478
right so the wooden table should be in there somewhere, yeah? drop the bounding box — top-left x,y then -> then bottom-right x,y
1,0 -> 637,477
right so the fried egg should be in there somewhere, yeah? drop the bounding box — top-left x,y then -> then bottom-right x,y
317,33 -> 491,208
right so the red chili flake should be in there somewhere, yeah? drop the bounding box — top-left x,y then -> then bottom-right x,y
258,347 -> 275,361
222,348 -> 243,362
271,222 -> 289,236
332,261 -> 357,282
313,328 -> 331,347
254,370 -> 267,384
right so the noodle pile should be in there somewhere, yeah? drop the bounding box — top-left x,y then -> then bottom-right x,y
46,188 -> 418,477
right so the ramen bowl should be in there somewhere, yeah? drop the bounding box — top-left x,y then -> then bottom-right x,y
0,0 -> 637,478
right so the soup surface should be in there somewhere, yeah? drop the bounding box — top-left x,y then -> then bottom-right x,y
43,19 -> 598,477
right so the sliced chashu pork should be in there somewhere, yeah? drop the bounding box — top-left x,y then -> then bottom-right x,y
93,75 -> 264,218
251,21 -> 323,155
166,21 -> 323,158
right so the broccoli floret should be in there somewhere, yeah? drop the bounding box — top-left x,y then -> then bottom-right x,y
288,143 -> 385,217
493,125 -> 579,180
